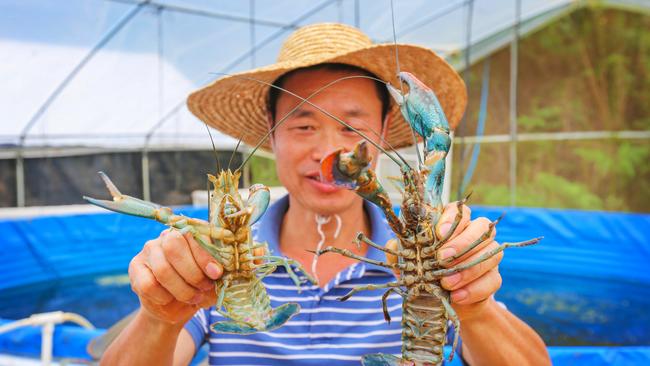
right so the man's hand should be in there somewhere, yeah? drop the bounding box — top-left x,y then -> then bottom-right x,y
386,201 -> 502,320
129,229 -> 223,325
434,202 -> 502,320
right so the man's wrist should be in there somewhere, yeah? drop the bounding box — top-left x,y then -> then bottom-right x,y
456,296 -> 500,323
137,307 -> 187,336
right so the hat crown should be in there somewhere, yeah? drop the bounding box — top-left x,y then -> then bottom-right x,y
277,23 -> 373,63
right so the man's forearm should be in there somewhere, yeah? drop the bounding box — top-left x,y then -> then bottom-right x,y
100,308 -> 185,366
460,299 -> 550,366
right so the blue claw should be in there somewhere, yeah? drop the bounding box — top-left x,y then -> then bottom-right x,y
264,302 -> 300,331
247,184 -> 270,225
83,172 -> 172,221
387,71 -> 450,146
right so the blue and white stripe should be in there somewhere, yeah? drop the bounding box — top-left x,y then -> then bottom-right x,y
184,195 -> 459,365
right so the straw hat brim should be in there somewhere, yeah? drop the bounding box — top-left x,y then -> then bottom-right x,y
187,43 -> 467,151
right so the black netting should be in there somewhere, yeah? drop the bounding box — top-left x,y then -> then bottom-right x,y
16,151 -> 245,207
0,159 -> 16,207
24,152 -> 142,206
148,150 -> 243,206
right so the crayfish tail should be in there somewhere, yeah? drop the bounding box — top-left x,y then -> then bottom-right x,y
264,302 -> 301,332
209,303 -> 300,334
362,353 -> 414,366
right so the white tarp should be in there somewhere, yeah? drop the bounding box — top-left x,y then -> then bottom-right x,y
3,0 -> 625,149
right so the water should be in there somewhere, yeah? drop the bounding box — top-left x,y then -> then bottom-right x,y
0,269 -> 648,346
0,271 -> 138,329
499,270 -> 650,346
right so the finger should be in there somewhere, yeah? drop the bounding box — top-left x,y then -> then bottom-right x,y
438,217 -> 495,266
253,247 -> 265,265
184,232 -> 224,281
385,239 -> 400,277
450,267 -> 502,305
129,250 -> 174,305
147,240 -> 202,304
435,201 -> 471,241
385,239 -> 398,265
162,231 -> 214,291
197,288 -> 218,309
440,240 -> 503,290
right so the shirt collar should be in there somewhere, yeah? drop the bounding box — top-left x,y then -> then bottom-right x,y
254,195 -> 396,275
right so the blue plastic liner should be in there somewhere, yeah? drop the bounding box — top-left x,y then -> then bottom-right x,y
0,206 -> 207,290
0,321 -> 647,366
0,319 -> 101,359
0,205 -> 649,364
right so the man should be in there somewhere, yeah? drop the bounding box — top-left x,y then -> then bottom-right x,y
101,23 -> 549,365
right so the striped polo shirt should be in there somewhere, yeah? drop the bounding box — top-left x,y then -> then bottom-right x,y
185,195 -> 460,365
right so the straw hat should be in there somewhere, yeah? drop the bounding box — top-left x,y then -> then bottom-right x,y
187,23 -> 466,151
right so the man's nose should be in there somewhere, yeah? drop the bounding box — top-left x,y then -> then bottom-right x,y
311,129 -> 340,161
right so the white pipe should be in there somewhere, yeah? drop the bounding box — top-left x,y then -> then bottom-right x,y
41,322 -> 53,366
0,311 -> 95,365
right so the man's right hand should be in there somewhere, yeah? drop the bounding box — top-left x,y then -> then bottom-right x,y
129,229 -> 224,325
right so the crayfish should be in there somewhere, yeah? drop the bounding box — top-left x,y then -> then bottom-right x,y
317,72 -> 541,365
84,169 -> 316,334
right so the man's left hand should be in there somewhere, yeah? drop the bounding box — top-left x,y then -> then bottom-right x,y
386,201 -> 502,321
434,202 -> 502,320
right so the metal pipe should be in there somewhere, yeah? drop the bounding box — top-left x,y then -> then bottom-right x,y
141,0 -> 337,156
41,322 -> 54,366
19,1 -> 148,147
250,0 -> 256,68
16,154 -> 24,207
509,0 -> 521,207
456,0 -> 474,201
354,0 -> 360,28
108,0 -> 300,29
141,5 -> 164,202
142,150 -> 151,201
14,1 -> 148,207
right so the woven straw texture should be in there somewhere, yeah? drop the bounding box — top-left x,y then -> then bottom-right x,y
187,23 -> 467,151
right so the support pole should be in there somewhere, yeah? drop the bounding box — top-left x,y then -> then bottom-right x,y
16,153 -> 25,207
41,322 -> 54,366
142,150 -> 151,202
456,0 -> 474,201
509,0 -> 521,207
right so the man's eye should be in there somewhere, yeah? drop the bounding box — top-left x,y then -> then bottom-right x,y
344,125 -> 367,134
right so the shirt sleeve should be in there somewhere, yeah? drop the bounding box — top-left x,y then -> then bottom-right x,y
183,308 -> 210,351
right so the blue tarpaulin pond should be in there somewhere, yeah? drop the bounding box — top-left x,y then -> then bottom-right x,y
0,205 -> 649,364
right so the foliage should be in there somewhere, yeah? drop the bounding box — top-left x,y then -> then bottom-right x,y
455,6 -> 650,212
249,155 -> 282,187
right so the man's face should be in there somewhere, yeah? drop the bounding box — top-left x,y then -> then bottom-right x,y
270,68 -> 386,216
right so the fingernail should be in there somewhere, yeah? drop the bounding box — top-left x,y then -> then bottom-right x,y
205,262 -> 222,280
189,293 -> 204,305
439,247 -> 456,260
439,223 -> 452,237
443,273 -> 461,288
452,289 -> 468,303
